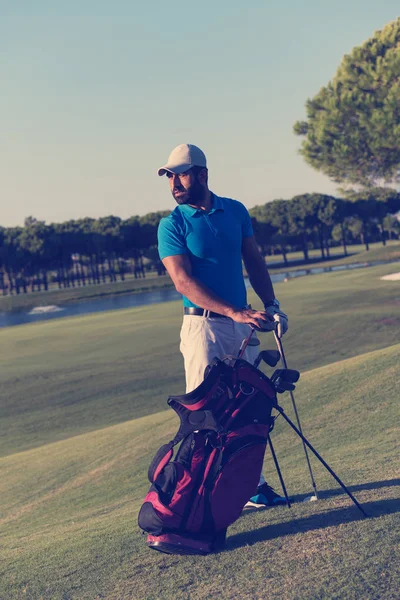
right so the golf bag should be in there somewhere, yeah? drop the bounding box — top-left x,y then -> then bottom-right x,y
138,356 -> 278,555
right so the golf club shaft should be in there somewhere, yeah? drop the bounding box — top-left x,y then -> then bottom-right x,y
237,327 -> 254,359
253,354 -> 262,368
274,332 -> 319,500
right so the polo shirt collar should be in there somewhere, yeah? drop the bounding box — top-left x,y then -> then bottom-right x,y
209,193 -> 224,214
180,193 -> 224,218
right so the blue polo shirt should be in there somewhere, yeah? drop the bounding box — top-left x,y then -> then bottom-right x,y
157,193 -> 253,309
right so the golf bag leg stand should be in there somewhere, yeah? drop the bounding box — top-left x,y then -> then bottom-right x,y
274,332 -> 319,500
268,434 -> 291,508
288,388 -> 319,499
274,405 -> 368,517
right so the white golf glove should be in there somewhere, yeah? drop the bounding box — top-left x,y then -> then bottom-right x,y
264,299 -> 288,338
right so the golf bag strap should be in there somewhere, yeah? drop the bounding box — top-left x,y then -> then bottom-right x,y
147,403 -> 222,483
168,399 -> 222,437
147,423 -> 191,483
168,358 -> 233,405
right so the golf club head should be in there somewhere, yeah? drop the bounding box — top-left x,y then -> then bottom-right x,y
261,349 -> 281,367
271,368 -> 300,394
275,381 -> 296,393
271,369 -> 300,383
254,350 -> 281,368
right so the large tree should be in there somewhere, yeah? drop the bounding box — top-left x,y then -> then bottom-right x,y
294,18 -> 400,187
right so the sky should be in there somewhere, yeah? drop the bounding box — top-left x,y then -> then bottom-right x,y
1,1 -> 399,227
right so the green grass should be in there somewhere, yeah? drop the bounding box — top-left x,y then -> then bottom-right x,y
0,263 -> 399,599
1,262 -> 399,456
0,344 -> 398,600
0,302 -> 185,456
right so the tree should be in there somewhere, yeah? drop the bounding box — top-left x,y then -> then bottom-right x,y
383,214 -> 400,239
343,187 -> 400,246
351,199 -> 377,251
334,199 -> 353,256
18,217 -> 53,291
250,216 -> 276,258
250,201 -> 293,265
138,211 -> 170,276
121,217 -> 145,277
1,227 -> 27,294
312,194 -> 340,258
294,18 -> 400,187
0,227 -> 6,294
289,195 -> 320,261
93,216 -> 123,282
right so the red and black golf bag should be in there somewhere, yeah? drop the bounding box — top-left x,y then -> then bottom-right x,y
138,356 -> 278,555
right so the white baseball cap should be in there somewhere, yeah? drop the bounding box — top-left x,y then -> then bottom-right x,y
157,144 -> 207,176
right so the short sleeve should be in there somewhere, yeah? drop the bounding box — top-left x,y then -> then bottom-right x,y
157,216 -> 188,260
238,202 -> 254,238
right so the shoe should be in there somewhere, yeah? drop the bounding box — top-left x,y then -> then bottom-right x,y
244,482 -> 287,509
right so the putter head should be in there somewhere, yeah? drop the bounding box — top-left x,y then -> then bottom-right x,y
271,368 -> 300,394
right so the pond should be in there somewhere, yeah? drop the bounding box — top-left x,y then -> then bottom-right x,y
0,260 -> 397,328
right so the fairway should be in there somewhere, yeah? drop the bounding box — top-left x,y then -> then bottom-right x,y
0,263 -> 399,599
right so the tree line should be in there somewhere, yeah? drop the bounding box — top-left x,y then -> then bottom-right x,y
1,191 -> 399,296
3,20 -> 399,297
250,189 -> 400,265
0,213 -> 169,296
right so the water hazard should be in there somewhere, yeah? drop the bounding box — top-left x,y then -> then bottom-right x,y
0,260 -> 397,328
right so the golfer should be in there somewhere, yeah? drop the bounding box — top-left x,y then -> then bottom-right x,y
157,143 -> 289,507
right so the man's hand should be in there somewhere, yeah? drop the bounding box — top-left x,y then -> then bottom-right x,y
228,307 -> 276,331
264,303 -> 288,338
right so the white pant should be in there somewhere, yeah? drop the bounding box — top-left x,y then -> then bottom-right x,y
180,315 -> 269,492
180,315 -> 259,393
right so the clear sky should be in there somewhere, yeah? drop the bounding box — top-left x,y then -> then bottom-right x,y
1,1 -> 399,227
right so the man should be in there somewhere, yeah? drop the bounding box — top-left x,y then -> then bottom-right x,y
157,143 -> 289,507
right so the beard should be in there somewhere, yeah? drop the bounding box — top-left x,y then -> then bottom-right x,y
172,178 -> 205,206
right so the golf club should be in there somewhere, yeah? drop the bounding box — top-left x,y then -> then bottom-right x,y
272,401 -> 368,517
253,349 -> 281,369
274,330 -> 319,501
237,326 -> 256,358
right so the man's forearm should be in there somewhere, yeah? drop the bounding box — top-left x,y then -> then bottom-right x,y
163,253 -> 273,328
176,276 -> 237,316
246,260 -> 275,305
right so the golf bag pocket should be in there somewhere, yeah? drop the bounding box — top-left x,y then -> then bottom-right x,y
210,437 -> 267,530
138,433 -> 207,535
138,502 -> 164,536
138,463 -> 192,534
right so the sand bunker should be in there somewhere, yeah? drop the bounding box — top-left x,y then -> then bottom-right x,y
380,273 -> 400,281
